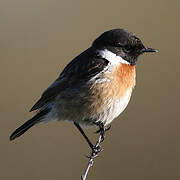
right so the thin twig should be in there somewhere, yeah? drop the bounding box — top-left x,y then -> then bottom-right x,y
81,133 -> 104,180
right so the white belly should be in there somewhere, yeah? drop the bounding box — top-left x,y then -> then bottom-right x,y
98,89 -> 132,126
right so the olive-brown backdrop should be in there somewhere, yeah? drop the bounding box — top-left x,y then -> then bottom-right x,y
1,0 -> 180,180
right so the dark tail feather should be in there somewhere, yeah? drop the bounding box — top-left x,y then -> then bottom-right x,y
10,108 -> 50,141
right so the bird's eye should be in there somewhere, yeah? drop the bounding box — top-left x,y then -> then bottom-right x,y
123,44 -> 132,53
115,42 -> 123,47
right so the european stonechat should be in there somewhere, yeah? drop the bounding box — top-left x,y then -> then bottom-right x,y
10,29 -> 157,151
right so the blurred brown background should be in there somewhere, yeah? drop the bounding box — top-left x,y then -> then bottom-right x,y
1,0 -> 180,179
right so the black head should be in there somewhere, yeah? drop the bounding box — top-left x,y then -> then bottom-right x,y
92,29 -> 157,65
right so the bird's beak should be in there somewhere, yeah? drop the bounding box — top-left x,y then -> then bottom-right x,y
141,47 -> 158,53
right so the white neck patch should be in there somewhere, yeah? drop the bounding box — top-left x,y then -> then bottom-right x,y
98,49 -> 130,65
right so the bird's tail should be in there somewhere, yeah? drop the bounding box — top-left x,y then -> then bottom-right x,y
10,108 -> 50,141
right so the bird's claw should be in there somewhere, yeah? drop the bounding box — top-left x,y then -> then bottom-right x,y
92,145 -> 101,154
85,145 -> 102,159
95,124 -> 111,134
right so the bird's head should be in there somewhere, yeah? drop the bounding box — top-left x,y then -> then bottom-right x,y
92,29 -> 157,65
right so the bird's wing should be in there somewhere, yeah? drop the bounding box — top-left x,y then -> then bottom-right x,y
30,48 -> 109,112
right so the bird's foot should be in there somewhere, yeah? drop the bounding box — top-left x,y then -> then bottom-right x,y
94,122 -> 111,143
86,145 -> 103,160
95,124 -> 111,134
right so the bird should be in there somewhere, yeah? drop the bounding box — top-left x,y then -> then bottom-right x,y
10,29 -> 157,151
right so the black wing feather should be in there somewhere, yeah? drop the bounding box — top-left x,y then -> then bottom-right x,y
30,48 -> 109,112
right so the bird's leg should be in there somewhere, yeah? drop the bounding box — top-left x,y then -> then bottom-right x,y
80,122 -> 109,180
94,122 -> 111,142
95,124 -> 111,136
74,122 -> 100,153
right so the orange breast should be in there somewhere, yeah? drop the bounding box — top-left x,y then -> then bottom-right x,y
89,63 -> 136,114
109,63 -> 136,98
